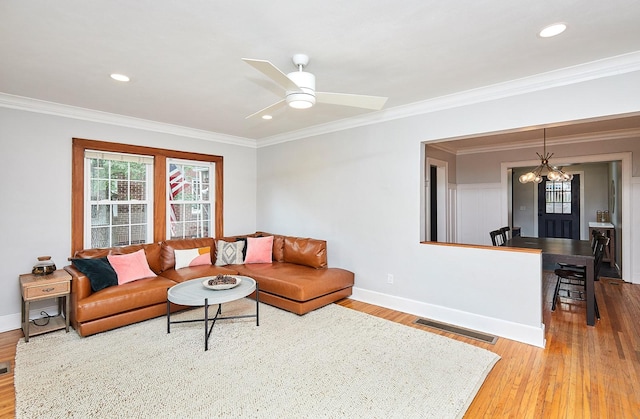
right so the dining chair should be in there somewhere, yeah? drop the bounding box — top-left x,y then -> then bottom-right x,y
556,229 -> 600,273
499,226 -> 510,243
551,235 -> 609,318
490,230 -> 505,246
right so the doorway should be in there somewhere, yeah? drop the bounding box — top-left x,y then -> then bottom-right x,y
425,158 -> 448,242
537,175 -> 580,239
430,165 -> 438,240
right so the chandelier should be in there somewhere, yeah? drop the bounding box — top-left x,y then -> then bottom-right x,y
518,129 -> 573,184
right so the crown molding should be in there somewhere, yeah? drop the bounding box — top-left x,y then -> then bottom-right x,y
2,51 -> 639,149
258,51 -> 640,147
429,127 -> 640,155
0,93 -> 257,148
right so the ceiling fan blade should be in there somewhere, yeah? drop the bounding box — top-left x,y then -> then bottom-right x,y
316,92 -> 388,110
245,99 -> 286,119
242,58 -> 301,92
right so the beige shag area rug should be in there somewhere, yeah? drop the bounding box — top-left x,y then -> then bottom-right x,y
15,299 -> 499,418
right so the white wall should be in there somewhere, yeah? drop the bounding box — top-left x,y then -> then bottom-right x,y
0,107 -> 257,332
256,70 -> 640,347
456,183 -> 502,245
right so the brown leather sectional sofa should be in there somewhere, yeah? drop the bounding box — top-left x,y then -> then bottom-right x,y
64,233 -> 354,337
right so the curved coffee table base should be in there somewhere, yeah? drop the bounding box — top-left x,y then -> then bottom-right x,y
166,277 -> 259,351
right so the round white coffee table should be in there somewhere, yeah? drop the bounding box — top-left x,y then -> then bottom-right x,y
166,275 -> 259,351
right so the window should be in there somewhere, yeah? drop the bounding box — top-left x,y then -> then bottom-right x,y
72,138 -> 223,253
85,151 -> 154,247
545,180 -> 571,214
167,159 -> 214,239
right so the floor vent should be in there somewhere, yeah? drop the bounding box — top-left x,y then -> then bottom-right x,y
414,318 -> 497,344
604,278 -> 624,286
0,362 -> 9,375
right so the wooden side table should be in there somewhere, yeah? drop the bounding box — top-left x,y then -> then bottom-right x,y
19,269 -> 71,342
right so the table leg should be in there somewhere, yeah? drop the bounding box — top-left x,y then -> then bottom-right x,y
64,294 -> 70,332
256,282 -> 260,327
204,298 -> 209,351
23,300 -> 30,343
586,257 -> 595,326
166,298 -> 171,334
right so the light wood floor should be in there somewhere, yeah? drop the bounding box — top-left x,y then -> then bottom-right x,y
1,274 -> 639,418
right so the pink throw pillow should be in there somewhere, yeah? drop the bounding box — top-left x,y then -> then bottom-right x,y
107,249 -> 156,285
244,236 -> 274,264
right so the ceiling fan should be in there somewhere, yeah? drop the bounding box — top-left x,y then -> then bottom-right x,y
242,53 -> 388,119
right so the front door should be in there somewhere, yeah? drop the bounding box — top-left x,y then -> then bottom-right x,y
538,175 -> 580,238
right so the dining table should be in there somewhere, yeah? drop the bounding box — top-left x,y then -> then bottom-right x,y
503,236 -> 596,326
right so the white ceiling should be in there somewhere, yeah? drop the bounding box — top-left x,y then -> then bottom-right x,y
2,1 -> 640,142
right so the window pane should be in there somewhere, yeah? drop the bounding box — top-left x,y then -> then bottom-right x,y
90,179 -> 109,201
130,181 -> 146,200
112,225 -> 129,246
184,221 -> 198,237
112,204 -> 129,225
130,162 -> 146,181
91,227 -> 110,248
554,203 -> 562,213
110,161 -> 128,179
131,224 -> 147,244
113,180 -> 129,200
91,204 -> 110,226
170,203 -> 184,221
130,204 -> 147,224
91,159 -> 108,179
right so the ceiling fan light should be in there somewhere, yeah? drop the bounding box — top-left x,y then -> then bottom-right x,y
287,92 -> 316,109
286,71 -> 316,109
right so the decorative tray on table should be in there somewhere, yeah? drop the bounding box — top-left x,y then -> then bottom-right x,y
202,275 -> 241,290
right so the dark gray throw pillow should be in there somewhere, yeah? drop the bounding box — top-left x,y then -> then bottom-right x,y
72,257 -> 118,292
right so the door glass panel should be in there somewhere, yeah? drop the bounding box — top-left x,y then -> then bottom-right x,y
545,180 -> 572,214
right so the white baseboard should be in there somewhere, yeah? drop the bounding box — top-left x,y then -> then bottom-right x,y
0,313 -> 21,334
0,304 -> 61,334
350,287 -> 546,348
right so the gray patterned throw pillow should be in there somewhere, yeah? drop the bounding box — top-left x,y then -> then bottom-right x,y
215,240 -> 245,266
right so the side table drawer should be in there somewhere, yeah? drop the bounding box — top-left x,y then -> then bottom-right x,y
24,281 -> 70,299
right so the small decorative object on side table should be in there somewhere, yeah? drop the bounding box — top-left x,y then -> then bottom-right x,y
19,269 -> 71,342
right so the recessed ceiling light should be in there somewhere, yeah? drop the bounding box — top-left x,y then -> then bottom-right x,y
110,73 -> 130,82
539,23 -> 567,38
262,115 -> 273,120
